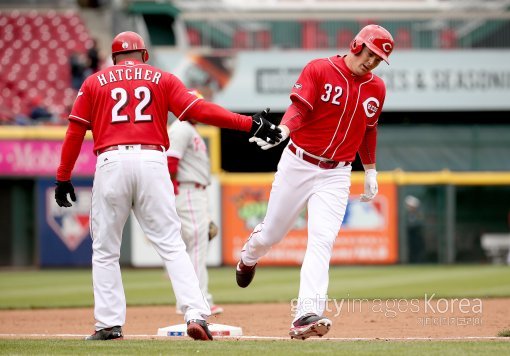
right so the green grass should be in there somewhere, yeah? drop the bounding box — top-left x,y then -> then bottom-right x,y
0,339 -> 509,356
1,266 -> 509,355
0,265 -> 510,309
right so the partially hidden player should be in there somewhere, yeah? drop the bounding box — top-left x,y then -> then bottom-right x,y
54,31 -> 282,341
238,24 -> 394,339
167,87 -> 224,316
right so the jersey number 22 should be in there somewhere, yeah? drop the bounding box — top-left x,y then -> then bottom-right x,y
111,86 -> 152,122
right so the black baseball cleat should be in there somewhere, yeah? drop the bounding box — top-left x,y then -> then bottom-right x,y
85,326 -> 123,340
289,313 -> 332,340
187,319 -> 213,341
236,259 -> 257,288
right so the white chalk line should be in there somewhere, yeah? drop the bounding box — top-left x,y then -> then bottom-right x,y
0,334 -> 508,341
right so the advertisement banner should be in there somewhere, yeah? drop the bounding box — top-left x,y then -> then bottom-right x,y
0,140 -> 95,176
222,181 -> 398,266
208,50 -> 510,112
37,178 -> 93,267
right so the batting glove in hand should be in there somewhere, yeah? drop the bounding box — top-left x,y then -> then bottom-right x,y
360,169 -> 378,202
55,180 -> 76,207
249,124 -> 290,150
249,108 -> 282,144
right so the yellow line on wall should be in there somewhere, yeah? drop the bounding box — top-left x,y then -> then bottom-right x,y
1,127 -> 509,185
0,126 -> 93,139
219,170 -> 510,185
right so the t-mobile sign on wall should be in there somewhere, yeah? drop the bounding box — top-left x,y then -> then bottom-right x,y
222,176 -> 398,266
0,140 -> 95,176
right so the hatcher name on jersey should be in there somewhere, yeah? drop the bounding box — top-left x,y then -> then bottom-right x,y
96,68 -> 161,86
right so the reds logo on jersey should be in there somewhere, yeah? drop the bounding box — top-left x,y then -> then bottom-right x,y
362,97 -> 380,118
47,187 -> 91,251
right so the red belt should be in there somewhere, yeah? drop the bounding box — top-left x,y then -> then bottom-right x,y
178,182 -> 207,190
96,144 -> 164,156
288,143 -> 350,169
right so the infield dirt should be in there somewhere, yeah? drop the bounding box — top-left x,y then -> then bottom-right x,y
0,298 -> 508,339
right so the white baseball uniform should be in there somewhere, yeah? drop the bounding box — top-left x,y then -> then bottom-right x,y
167,120 -> 215,311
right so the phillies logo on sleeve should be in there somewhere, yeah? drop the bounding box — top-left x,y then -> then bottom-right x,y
362,97 -> 380,118
47,188 -> 91,251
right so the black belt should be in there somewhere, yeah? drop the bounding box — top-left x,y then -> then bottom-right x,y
288,143 -> 350,169
96,144 -> 164,156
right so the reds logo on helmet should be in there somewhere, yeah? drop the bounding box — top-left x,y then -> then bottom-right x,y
350,24 -> 394,64
111,31 -> 149,62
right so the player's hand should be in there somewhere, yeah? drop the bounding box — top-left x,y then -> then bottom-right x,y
55,180 -> 76,207
249,125 -> 290,150
208,220 -> 219,241
360,169 -> 378,202
249,108 -> 282,144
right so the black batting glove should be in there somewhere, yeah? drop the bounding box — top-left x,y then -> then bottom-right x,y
55,180 -> 76,208
249,108 -> 282,145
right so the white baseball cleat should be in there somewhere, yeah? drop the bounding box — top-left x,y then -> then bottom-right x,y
289,313 -> 332,340
177,304 -> 224,316
210,305 -> 224,315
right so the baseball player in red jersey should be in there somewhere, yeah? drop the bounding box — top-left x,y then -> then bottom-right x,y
54,31 -> 281,341
238,24 -> 394,339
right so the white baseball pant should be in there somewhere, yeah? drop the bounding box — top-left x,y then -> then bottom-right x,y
90,146 -> 210,330
241,145 -> 351,321
174,186 -> 213,309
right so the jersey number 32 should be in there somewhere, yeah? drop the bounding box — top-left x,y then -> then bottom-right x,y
320,83 -> 343,106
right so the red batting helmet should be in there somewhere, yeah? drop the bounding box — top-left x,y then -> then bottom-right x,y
350,24 -> 394,64
111,31 -> 149,62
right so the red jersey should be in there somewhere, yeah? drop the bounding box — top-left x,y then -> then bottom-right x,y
287,55 -> 386,162
69,59 -> 202,152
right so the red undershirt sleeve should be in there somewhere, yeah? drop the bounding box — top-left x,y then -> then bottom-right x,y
56,120 -> 88,181
281,100 -> 309,131
167,156 -> 180,195
183,100 -> 252,132
358,125 -> 377,165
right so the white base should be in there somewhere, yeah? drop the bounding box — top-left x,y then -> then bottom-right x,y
157,323 -> 243,337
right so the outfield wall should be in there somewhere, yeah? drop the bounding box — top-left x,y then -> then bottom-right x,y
0,127 -> 509,267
